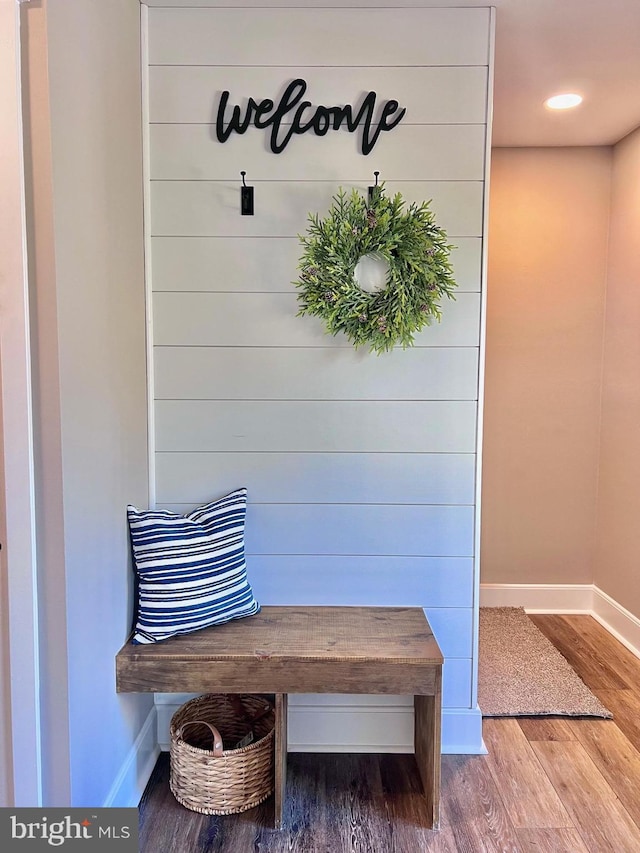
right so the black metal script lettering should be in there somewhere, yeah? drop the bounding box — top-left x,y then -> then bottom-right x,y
215,79 -> 406,155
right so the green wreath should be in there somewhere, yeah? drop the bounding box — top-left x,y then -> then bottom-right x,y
294,184 -> 457,354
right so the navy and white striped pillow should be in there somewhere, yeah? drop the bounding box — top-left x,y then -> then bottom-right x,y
127,488 -> 260,644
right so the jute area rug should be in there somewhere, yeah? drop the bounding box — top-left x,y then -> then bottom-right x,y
478,607 -> 612,718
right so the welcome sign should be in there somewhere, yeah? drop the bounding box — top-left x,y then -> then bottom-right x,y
215,78 -> 406,155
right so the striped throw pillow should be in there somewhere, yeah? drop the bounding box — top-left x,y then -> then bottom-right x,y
127,487 -> 260,644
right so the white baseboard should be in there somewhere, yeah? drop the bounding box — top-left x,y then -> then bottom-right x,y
287,701 -> 484,754
156,697 -> 485,755
480,582 -> 640,659
104,706 -> 160,807
441,707 -> 486,754
287,697 -> 415,753
479,583 -> 593,613
592,586 -> 640,660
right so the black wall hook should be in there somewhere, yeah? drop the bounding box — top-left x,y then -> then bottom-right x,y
368,171 -> 380,203
240,171 -> 254,216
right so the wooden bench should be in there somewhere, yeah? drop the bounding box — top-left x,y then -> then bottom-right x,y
116,605 -> 443,829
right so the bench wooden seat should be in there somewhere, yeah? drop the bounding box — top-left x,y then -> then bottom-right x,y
116,605 -> 443,829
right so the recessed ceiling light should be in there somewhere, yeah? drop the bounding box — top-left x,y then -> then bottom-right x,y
545,93 -> 583,110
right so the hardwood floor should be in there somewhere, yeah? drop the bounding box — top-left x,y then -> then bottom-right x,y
138,615 -> 640,852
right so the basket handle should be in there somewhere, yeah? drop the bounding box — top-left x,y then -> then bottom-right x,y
177,719 -> 224,757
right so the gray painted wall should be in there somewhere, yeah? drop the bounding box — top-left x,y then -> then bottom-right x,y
41,0 -> 154,805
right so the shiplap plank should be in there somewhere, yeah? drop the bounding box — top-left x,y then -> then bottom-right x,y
150,180 -> 484,238
426,608 -> 473,658
154,502 -> 475,558
297,696 -> 430,725
444,658 -> 473,708
153,346 -> 479,400
152,292 -> 480,348
242,555 -> 474,609
151,236 -> 482,293
155,451 -> 476,506
287,695 -> 422,709
150,123 -> 486,182
155,400 -> 478,453
145,1 -> 487,736
149,66 -> 488,125
148,7 -> 491,67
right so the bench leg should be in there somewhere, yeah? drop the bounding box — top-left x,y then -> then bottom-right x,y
414,672 -> 442,830
274,693 -> 288,829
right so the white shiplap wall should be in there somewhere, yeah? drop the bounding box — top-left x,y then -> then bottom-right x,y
145,3 -> 492,753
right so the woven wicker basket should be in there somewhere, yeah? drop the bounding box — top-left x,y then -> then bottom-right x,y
169,693 -> 275,815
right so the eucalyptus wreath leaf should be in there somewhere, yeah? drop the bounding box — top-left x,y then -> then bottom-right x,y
293,183 -> 458,354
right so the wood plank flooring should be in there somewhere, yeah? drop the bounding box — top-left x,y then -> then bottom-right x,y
138,615 -> 640,852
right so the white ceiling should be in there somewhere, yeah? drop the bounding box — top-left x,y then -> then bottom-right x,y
476,0 -> 640,147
